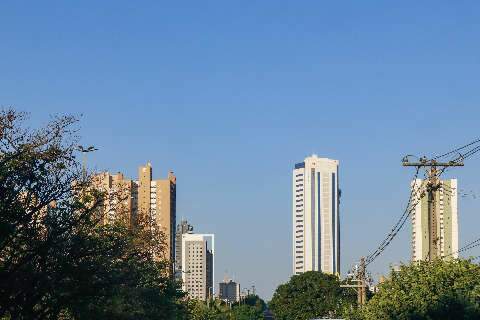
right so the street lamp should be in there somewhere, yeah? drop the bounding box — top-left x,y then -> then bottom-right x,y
77,145 -> 98,178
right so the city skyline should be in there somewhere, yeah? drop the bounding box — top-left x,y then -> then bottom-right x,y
3,1 -> 480,300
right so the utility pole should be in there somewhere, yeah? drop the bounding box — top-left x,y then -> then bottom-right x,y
402,157 -> 463,261
358,257 -> 367,306
341,257 -> 367,306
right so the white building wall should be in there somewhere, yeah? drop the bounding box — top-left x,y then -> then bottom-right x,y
292,155 -> 340,275
451,179 -> 459,258
411,179 -> 424,261
293,167 -> 305,274
181,234 -> 215,300
411,178 -> 458,261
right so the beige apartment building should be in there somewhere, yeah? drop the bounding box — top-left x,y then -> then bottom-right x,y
93,162 -> 177,261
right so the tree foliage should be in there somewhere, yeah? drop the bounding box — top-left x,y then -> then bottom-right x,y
269,271 -> 356,320
186,295 -> 266,320
233,295 -> 265,320
357,259 -> 480,320
0,109 -> 184,319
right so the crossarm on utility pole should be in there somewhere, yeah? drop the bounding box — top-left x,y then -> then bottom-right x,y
402,161 -> 464,167
402,157 -> 463,261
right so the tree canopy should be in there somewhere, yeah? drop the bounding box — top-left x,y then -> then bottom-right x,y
0,109 -> 185,319
269,271 -> 356,320
357,259 -> 480,320
186,295 -> 266,320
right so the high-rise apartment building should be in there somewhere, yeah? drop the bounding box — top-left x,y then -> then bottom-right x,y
181,234 -> 214,301
137,163 -> 177,261
92,172 -> 136,225
93,163 -> 176,261
292,154 -> 340,275
219,279 -> 240,303
411,178 -> 458,261
175,219 -> 194,273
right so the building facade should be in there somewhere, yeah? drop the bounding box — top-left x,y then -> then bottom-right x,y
292,155 -> 340,275
181,234 -> 214,301
92,172 -> 136,225
175,219 -> 194,273
93,162 -> 177,261
219,279 -> 241,303
411,178 -> 458,261
137,163 -> 177,261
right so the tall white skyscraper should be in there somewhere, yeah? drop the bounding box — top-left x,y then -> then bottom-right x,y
292,154 -> 340,275
411,179 -> 458,261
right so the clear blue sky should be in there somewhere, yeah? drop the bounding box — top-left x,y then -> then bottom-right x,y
2,1 -> 480,299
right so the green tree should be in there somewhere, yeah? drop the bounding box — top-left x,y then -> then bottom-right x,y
187,300 -> 230,320
269,271 -> 356,320
0,109 -> 185,319
358,259 -> 480,320
229,294 -> 265,320
231,304 -> 263,320
186,296 -> 268,320
241,295 -> 266,313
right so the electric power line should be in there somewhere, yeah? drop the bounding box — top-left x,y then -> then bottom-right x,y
365,139 -> 480,266
365,169 -> 427,265
444,237 -> 480,259
432,139 -> 480,160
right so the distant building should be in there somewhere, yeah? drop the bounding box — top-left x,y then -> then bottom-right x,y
411,178 -> 458,261
219,279 -> 240,303
182,233 -> 214,300
292,155 -> 340,276
92,162 -> 177,261
175,219 -> 194,272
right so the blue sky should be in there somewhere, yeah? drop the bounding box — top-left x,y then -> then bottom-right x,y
1,1 -> 480,299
